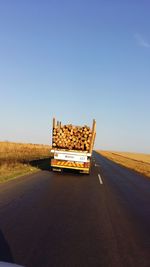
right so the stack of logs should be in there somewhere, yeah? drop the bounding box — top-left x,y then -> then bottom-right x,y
52,124 -> 92,151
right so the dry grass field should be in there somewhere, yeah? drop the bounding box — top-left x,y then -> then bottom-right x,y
0,142 -> 51,182
98,151 -> 150,178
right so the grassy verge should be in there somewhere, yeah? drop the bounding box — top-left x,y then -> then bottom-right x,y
0,142 -> 51,183
97,151 -> 150,178
0,162 -> 39,182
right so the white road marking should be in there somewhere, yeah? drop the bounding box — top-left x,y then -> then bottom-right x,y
98,174 -> 103,184
95,163 -> 100,167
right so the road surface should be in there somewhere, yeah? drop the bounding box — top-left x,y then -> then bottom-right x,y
0,152 -> 150,267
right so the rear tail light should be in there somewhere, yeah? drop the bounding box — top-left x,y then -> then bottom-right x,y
84,162 -> 90,168
51,159 -> 57,165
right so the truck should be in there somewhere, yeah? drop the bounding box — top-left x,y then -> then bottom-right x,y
50,118 -> 96,174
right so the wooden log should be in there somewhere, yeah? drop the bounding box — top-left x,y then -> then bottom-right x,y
52,121 -> 95,151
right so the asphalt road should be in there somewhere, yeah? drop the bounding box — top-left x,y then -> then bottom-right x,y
1,152 -> 150,267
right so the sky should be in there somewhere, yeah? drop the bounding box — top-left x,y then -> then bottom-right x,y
0,0 -> 150,153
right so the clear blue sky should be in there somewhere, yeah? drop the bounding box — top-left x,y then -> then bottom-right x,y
0,0 -> 150,153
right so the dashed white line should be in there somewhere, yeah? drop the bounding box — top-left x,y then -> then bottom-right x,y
95,163 -> 100,167
98,174 -> 103,184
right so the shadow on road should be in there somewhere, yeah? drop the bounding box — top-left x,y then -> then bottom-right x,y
30,158 -> 51,171
29,158 -> 89,176
0,230 -> 14,263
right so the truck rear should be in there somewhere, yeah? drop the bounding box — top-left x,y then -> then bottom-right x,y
50,118 -> 96,174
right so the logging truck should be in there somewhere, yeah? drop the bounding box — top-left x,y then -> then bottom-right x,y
50,118 -> 96,174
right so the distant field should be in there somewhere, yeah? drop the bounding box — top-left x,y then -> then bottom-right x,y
0,142 -> 51,182
98,151 -> 150,178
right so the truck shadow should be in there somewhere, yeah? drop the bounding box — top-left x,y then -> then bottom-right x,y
29,158 -> 89,176
29,158 -> 51,171
51,168 -> 89,176
0,230 -> 14,263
